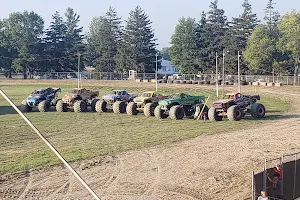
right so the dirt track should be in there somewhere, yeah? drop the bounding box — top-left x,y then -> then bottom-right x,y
1,81 -> 300,200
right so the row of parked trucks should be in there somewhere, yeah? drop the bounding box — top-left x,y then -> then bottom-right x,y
20,87 -> 266,121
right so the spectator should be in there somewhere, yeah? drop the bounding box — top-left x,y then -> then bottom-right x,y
275,164 -> 283,179
257,191 -> 268,200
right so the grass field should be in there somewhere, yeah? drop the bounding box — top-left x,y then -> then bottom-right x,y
0,83 -> 291,174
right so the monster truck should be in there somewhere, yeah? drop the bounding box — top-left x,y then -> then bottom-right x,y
21,88 -> 61,112
95,90 -> 138,114
154,93 -> 208,120
208,92 -> 265,121
126,91 -> 168,117
56,88 -> 99,112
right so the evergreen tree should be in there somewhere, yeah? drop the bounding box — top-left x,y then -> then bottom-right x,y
170,17 -> 199,74
227,0 -> 259,74
87,6 -> 122,72
64,8 -> 85,71
118,6 -> 158,73
205,0 -> 228,72
264,0 -> 280,35
44,11 -> 68,72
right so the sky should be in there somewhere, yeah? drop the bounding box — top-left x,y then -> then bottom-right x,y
0,0 -> 299,48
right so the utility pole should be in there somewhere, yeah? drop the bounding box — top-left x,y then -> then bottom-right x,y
155,53 -> 158,92
216,52 -> 219,98
238,51 -> 241,93
222,49 -> 225,97
77,52 -> 81,88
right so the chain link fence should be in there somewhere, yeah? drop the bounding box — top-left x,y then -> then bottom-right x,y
1,72 -> 299,86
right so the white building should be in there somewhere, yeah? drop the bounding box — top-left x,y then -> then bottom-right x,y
158,59 -> 177,75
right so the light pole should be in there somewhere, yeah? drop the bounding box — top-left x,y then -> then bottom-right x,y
215,52 -> 219,98
77,52 -> 81,88
155,52 -> 158,92
238,51 -> 241,93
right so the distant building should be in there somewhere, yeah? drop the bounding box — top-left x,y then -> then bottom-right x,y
158,59 -> 177,75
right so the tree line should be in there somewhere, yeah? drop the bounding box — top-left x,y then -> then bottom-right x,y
170,0 -> 300,76
0,1 -> 299,79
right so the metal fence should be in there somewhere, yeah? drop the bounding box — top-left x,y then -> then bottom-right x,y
1,72 -> 300,86
252,152 -> 300,200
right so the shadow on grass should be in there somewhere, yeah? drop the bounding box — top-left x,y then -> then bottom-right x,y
0,106 -> 17,115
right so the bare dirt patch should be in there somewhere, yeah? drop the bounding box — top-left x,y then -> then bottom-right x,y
1,81 -> 300,200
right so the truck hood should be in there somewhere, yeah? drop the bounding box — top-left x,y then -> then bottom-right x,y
28,94 -> 42,99
134,96 -> 149,103
102,94 -> 117,100
213,99 -> 231,104
158,98 -> 176,106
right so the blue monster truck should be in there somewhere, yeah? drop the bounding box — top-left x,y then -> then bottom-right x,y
95,90 -> 138,114
20,88 -> 61,112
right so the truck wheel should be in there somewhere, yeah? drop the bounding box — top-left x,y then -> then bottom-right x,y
91,99 -> 99,112
74,100 -> 87,112
227,105 -> 243,121
126,102 -> 138,115
95,100 -> 108,112
21,100 -> 32,112
250,103 -> 266,118
169,105 -> 185,120
113,101 -> 126,114
56,100 -> 67,112
38,100 -> 49,112
208,107 -> 223,121
154,105 -> 168,119
144,103 -> 156,117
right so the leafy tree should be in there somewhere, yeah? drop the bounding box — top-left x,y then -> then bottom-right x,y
278,11 -> 300,77
170,17 -> 199,74
87,6 -> 122,72
243,25 -> 277,74
3,11 -> 44,78
117,6 -> 158,73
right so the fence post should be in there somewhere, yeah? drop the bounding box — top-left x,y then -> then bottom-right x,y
287,77 -> 289,85
252,171 -> 255,200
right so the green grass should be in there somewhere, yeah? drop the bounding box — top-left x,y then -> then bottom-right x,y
0,84 -> 291,174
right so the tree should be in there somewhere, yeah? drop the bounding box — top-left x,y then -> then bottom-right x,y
170,17 -> 199,74
117,6 -> 158,73
3,11 -> 44,78
243,25 -> 277,74
160,47 -> 170,61
64,8 -> 85,71
227,0 -> 259,74
278,12 -> 300,79
87,6 -> 122,72
264,0 -> 280,35
205,0 -> 228,72
44,11 -> 68,72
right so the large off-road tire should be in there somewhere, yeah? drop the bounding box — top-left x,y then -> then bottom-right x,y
95,100 -> 108,113
20,100 -> 32,112
91,99 -> 99,112
126,102 -> 138,115
208,107 -> 223,121
169,105 -> 185,120
38,100 -> 50,112
56,100 -> 67,112
250,103 -> 266,118
113,101 -> 126,114
154,105 -> 168,119
74,100 -> 87,112
144,103 -> 156,117
227,105 -> 243,121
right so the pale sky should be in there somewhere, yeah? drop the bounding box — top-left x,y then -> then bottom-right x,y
0,0 -> 299,48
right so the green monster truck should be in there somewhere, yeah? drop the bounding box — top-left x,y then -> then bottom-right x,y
126,91 -> 168,117
154,93 -> 208,120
